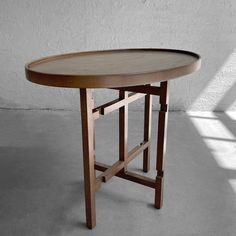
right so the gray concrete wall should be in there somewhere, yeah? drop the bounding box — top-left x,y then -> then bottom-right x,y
0,0 -> 236,111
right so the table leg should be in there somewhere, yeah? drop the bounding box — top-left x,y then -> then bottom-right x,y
155,81 -> 169,209
80,88 -> 96,229
119,91 -> 128,172
143,91 -> 152,172
91,90 -> 96,176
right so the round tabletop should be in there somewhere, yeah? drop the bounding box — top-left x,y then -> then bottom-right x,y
25,48 -> 201,88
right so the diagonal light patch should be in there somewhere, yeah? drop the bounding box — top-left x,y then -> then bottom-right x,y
228,179 -> 236,195
190,49 -> 236,110
188,112 -> 236,170
226,111 -> 236,121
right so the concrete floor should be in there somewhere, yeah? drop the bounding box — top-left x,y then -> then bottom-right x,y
0,110 -> 235,236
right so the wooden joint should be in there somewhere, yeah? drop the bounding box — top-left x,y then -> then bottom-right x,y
100,161 -> 124,183
157,170 -> 164,177
160,104 -> 168,112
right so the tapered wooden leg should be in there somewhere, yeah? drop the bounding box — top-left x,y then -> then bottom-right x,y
80,88 -> 96,229
119,91 -> 128,172
91,90 -> 96,176
143,91 -> 152,172
155,81 -> 169,209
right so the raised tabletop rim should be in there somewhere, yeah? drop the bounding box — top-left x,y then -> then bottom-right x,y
25,48 -> 201,88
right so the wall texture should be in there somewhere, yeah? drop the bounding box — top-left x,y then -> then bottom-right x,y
0,0 -> 236,111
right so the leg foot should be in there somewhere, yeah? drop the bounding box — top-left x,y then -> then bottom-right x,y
154,176 -> 163,209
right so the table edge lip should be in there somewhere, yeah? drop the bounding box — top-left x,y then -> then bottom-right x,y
25,48 -> 201,88
25,48 -> 200,74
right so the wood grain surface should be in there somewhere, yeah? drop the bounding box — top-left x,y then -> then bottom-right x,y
25,48 -> 201,88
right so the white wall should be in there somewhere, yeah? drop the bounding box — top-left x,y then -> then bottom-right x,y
0,0 -> 236,111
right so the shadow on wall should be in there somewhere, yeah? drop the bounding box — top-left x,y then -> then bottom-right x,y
163,1 -> 236,111
214,71 -> 236,111
187,48 -> 236,111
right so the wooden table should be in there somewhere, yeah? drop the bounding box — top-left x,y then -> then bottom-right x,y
25,48 -> 201,229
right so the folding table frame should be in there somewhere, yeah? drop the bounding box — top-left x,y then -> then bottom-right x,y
80,81 -> 169,229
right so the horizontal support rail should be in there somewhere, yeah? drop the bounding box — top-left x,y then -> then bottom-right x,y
93,98 -> 120,115
127,141 -> 150,164
110,85 -> 161,96
95,161 -> 108,172
95,161 -> 156,189
119,171 -> 156,188
93,92 -> 145,116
